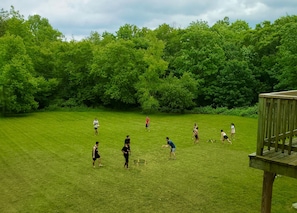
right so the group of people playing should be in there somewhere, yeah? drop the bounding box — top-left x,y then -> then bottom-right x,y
192,122 -> 236,144
92,116 -> 235,169
220,123 -> 236,144
92,117 -> 153,169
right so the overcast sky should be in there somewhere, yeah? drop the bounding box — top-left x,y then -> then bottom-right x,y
2,0 -> 297,40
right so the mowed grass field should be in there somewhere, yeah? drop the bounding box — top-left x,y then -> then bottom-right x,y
1,110 -> 297,213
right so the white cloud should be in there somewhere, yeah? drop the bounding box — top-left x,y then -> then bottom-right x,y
2,0 -> 297,40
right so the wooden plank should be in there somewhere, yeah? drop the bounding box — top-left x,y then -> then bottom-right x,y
264,99 -> 269,143
267,99 -> 273,151
263,142 -> 297,153
249,155 -> 297,178
263,129 -> 297,140
289,101 -> 297,154
257,98 -> 265,155
280,100 -> 288,152
259,148 -> 297,164
259,90 -> 297,99
263,131 -> 297,154
275,99 -> 281,151
288,158 -> 297,166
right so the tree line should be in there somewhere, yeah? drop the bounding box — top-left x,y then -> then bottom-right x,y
0,6 -> 297,113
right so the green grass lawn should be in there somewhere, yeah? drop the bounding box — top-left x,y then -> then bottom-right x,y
0,110 -> 297,213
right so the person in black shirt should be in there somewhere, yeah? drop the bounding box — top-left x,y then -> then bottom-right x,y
122,143 -> 130,169
92,141 -> 102,167
124,135 -> 131,155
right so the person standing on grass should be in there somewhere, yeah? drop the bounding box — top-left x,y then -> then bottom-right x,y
162,137 -> 176,159
124,135 -> 130,145
122,143 -> 130,169
124,135 -> 131,155
145,116 -> 150,132
193,126 -> 199,144
230,123 -> 236,140
92,141 -> 102,167
192,123 -> 198,139
221,130 -> 232,144
93,118 -> 99,135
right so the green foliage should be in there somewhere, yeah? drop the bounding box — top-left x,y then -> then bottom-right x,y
136,31 -> 168,112
1,7 -> 297,113
0,56 -> 38,113
138,93 -> 160,113
2,7 -> 32,43
275,21 -> 297,90
26,14 -> 63,42
52,40 -> 96,107
0,35 -> 38,113
190,105 -> 258,118
213,59 -> 256,108
34,77 -> 59,108
154,24 -> 183,63
91,39 -> 143,105
191,105 -> 229,114
157,73 -> 198,113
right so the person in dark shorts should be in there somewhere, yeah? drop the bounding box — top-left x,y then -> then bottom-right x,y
93,118 -> 99,135
221,130 -> 232,144
122,143 -> 130,169
92,141 -> 102,167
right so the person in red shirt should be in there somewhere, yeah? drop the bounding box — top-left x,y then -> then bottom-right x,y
145,116 -> 150,132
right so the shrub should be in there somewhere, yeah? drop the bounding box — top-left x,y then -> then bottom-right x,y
189,105 -> 258,118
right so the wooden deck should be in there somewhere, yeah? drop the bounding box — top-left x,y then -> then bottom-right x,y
248,90 -> 297,212
249,149 -> 297,178
249,90 -> 297,178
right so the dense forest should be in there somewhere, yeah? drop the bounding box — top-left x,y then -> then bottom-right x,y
0,6 -> 297,113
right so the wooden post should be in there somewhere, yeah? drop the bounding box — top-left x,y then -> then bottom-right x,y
261,171 -> 275,213
257,97 -> 265,155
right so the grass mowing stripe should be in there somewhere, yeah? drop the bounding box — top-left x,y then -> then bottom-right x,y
1,111 -> 297,213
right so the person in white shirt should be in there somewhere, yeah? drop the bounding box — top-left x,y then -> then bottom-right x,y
221,130 -> 232,144
230,123 -> 235,140
93,118 -> 99,135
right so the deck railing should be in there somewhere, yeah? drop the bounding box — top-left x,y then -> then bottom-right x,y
257,90 -> 297,155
